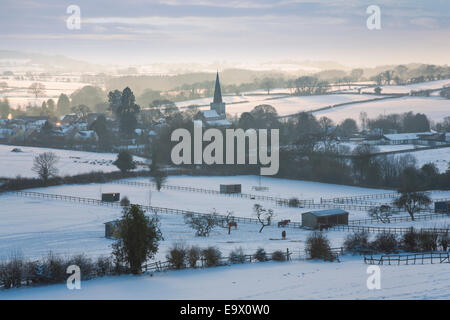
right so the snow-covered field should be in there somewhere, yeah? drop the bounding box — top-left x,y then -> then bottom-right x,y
395,147 -> 450,173
0,193 -> 350,262
0,78 -> 93,109
0,144 -> 146,178
361,79 -> 450,94
1,257 -> 449,300
313,96 -> 450,123
177,94 -> 376,117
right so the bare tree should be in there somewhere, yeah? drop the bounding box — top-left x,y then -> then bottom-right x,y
28,82 -> 46,99
184,212 -> 219,237
368,205 -> 394,223
254,204 -> 274,233
32,152 -> 59,182
394,192 -> 431,221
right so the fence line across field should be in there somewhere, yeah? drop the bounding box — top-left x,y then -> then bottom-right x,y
364,252 -> 450,265
109,180 -> 386,211
7,191 -> 450,231
143,247 -> 345,273
330,224 -> 450,235
325,190 -> 450,205
8,190 -> 305,228
110,180 -> 316,205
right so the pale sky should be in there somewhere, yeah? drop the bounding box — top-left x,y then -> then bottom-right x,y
0,0 -> 449,67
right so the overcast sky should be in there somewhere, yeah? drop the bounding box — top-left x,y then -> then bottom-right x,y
0,0 -> 449,67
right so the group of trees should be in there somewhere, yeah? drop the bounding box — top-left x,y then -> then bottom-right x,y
367,111 -> 430,133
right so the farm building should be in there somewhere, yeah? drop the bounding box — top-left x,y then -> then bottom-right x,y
220,184 -> 242,194
301,209 -> 349,229
435,201 -> 450,213
101,193 -> 120,202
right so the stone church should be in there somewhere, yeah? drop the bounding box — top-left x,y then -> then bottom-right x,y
195,72 -> 231,127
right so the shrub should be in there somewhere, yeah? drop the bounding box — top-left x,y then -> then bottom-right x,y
68,254 -> 95,280
344,232 -> 370,254
41,252 -> 69,283
370,233 -> 398,254
0,252 -> 24,289
288,197 -> 300,207
166,244 -> 187,269
401,228 -> 418,252
229,247 -> 246,264
120,196 -> 130,207
184,213 -> 219,237
439,233 -> 449,251
201,247 -> 222,267
95,256 -> 113,276
271,250 -> 286,261
305,232 -> 335,261
418,232 -> 438,252
254,248 -> 267,262
187,246 -> 201,268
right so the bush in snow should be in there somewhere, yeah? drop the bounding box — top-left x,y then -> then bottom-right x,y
344,231 -> 370,254
120,196 -> 131,207
417,231 -> 438,252
271,250 -> 286,262
187,246 -> 201,268
229,247 -> 246,264
0,252 -> 24,289
401,228 -> 419,252
201,247 -> 222,267
254,248 -> 267,262
439,232 -> 449,251
288,197 -> 300,207
305,232 -> 335,261
95,256 -> 113,277
166,244 -> 187,269
370,233 -> 398,254
68,254 -> 94,280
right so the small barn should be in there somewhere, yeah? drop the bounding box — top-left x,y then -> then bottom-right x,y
435,201 -> 450,213
301,209 -> 349,230
220,184 -> 241,194
102,193 -> 120,202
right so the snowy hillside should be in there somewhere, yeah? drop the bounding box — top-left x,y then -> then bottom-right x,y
0,144 -> 147,178
1,258 -> 449,299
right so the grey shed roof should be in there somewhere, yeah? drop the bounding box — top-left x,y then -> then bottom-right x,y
303,209 -> 348,217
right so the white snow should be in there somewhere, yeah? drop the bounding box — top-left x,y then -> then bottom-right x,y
1,257 -> 449,299
313,96 -> 450,123
361,79 -> 450,94
0,144 -> 147,178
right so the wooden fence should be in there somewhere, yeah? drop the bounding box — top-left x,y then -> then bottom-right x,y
142,247 -> 345,273
348,211 -> 450,225
9,190 -> 305,229
329,224 -> 449,235
364,252 -> 450,265
111,180 -> 315,207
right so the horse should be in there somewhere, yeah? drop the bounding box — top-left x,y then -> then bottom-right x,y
278,219 -> 291,228
227,221 -> 238,229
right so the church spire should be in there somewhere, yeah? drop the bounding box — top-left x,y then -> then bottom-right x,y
213,71 -> 223,104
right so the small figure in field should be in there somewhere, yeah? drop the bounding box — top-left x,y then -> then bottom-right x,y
282,230 -> 286,240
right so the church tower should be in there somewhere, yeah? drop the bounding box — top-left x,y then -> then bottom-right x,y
210,72 -> 226,115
